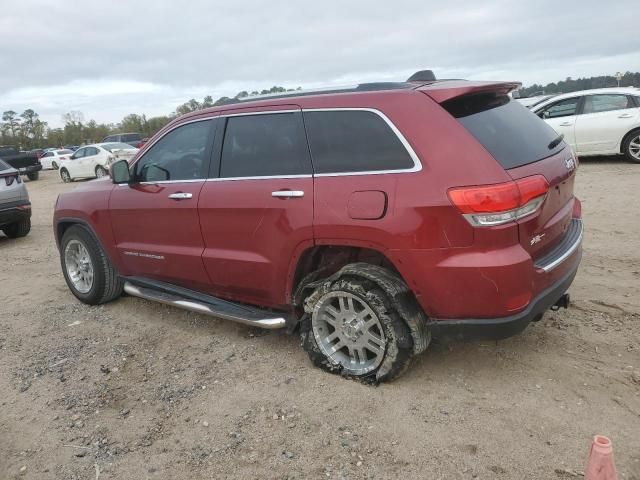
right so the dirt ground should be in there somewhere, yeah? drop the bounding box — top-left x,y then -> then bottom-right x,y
1,160 -> 639,480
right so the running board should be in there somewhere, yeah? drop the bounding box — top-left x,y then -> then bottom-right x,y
123,278 -> 287,329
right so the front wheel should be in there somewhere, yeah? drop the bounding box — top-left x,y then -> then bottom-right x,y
300,276 -> 414,383
52,161 -> 59,170
60,169 -> 71,183
27,171 -> 39,181
622,130 -> 640,163
95,166 -> 108,178
60,225 -> 123,305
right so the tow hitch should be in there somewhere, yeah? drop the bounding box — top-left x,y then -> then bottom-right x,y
550,293 -> 570,311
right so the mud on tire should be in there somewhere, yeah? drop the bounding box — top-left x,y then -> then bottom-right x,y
300,275 -> 415,384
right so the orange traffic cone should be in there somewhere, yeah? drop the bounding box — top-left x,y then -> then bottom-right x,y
585,435 -> 618,480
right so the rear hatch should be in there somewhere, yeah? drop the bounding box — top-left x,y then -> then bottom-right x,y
429,85 -> 577,260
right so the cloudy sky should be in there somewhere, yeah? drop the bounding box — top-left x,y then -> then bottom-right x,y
1,0 -> 638,127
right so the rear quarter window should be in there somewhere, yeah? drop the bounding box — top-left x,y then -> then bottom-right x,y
443,93 -> 564,169
303,110 -> 415,174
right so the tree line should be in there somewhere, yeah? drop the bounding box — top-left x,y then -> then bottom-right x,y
2,73 -> 639,150
517,71 -> 640,97
0,85 -> 300,150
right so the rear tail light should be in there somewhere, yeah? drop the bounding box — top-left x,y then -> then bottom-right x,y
4,175 -> 20,186
448,175 -> 548,226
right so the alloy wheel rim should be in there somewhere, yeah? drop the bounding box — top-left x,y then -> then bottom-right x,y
61,170 -> 70,182
64,239 -> 94,293
312,291 -> 386,375
629,135 -> 640,160
96,167 -> 106,177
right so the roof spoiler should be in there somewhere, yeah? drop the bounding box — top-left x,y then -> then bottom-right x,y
418,80 -> 522,103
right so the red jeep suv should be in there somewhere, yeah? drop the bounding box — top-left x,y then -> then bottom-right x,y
54,71 -> 582,382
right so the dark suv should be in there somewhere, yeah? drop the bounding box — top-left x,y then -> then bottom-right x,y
54,71 -> 582,382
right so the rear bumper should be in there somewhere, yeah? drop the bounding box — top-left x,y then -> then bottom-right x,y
428,251 -> 581,343
17,164 -> 42,175
0,200 -> 31,226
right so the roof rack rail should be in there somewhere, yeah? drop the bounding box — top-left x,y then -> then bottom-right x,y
236,82 -> 413,102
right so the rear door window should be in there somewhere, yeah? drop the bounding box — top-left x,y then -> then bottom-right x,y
219,112 -> 311,178
583,94 -> 633,114
303,110 -> 414,174
443,93 -> 565,169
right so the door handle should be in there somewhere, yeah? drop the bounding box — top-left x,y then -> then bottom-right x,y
272,190 -> 304,198
559,122 -> 573,126
168,192 -> 193,200
618,113 -> 633,118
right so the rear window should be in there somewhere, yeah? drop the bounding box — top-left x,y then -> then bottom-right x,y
0,159 -> 10,171
123,133 -> 142,141
304,110 -> 414,174
442,93 -> 565,169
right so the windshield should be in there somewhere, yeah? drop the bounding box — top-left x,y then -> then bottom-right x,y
442,93 -> 565,169
102,143 -> 135,152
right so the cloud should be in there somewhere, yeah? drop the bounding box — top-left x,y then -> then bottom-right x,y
1,0 -> 638,126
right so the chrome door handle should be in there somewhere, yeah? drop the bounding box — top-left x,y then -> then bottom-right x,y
559,122 -> 573,126
618,113 -> 633,118
168,192 -> 193,200
272,190 -> 304,198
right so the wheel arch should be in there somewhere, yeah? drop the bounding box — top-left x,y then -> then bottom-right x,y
289,245 -> 430,355
620,127 -> 640,154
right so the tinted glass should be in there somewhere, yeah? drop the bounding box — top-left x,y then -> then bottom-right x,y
304,110 -> 414,174
103,135 -> 117,142
583,94 -> 633,114
444,93 -> 564,169
539,97 -> 580,118
85,147 -> 99,156
43,152 -> 53,157
220,113 -> 310,178
123,133 -> 142,141
72,148 -> 86,158
0,159 -> 10,171
135,120 -> 213,182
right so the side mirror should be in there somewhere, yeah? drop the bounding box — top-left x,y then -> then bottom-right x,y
111,160 -> 132,184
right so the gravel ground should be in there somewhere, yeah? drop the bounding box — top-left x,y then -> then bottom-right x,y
1,160 -> 639,480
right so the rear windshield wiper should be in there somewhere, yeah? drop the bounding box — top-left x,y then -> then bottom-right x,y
548,134 -> 564,150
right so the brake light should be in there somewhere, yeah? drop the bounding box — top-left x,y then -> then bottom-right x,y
5,175 -> 19,186
448,175 -> 548,226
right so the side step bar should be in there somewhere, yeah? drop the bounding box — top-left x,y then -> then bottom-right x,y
123,278 -> 287,330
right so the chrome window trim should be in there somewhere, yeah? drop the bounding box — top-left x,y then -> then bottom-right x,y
301,107 -> 423,177
127,107 -> 422,184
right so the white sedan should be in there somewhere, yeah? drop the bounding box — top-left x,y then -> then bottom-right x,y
58,143 -> 138,182
39,149 -> 74,170
531,88 -> 640,162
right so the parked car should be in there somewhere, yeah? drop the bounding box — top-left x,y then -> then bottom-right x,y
40,149 -> 74,170
58,143 -> 138,182
0,145 -> 42,180
102,133 -> 147,149
53,72 -> 582,382
531,88 -> 640,162
0,159 -> 31,238
515,94 -> 556,109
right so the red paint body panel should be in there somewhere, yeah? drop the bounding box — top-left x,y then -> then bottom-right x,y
198,177 -> 314,308
54,81 -> 582,325
108,181 -> 211,290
